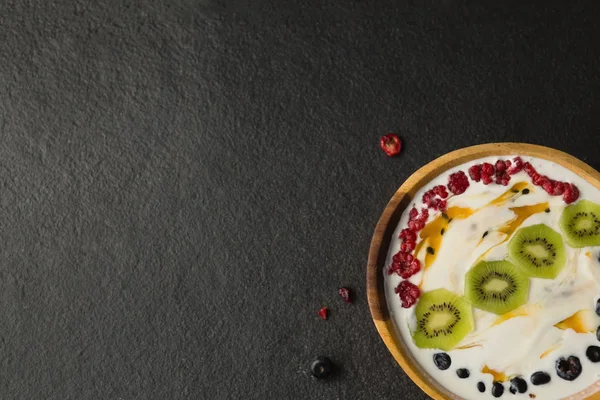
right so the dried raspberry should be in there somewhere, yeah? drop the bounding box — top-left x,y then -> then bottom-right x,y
401,240 -> 416,252
338,287 -> 352,304
414,220 -> 425,230
418,208 -> 429,221
496,172 -> 510,186
408,220 -> 419,231
468,165 -> 482,182
552,182 -> 565,196
531,173 -> 544,186
379,133 -> 401,157
438,200 -> 447,211
318,307 -> 328,320
504,160 -> 512,168
392,251 -> 407,263
523,162 -> 536,176
433,185 -> 449,199
481,163 -> 495,176
395,280 -> 421,308
404,253 -> 414,263
507,157 -> 523,175
542,180 -> 556,195
447,171 -> 470,195
399,228 -> 417,242
409,207 -> 419,221
495,160 -> 507,172
482,174 -> 493,185
563,183 -> 580,204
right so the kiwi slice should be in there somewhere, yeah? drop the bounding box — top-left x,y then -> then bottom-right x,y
413,288 -> 474,351
559,200 -> 600,248
464,260 -> 529,314
508,224 -> 566,279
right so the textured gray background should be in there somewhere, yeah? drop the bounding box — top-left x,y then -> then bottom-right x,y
1,1 -> 600,399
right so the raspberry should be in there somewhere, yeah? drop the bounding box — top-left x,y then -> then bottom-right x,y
399,228 -> 416,242
395,280 -> 421,308
393,251 -> 407,263
404,253 -> 414,263
414,220 -> 425,230
318,307 -> 328,320
523,162 -> 536,176
418,208 -> 429,221
433,185 -> 449,199
379,133 -> 401,157
495,172 -> 510,186
409,207 -> 419,221
390,257 -> 421,279
507,157 -> 523,174
495,160 -> 507,172
552,182 -> 565,196
563,183 -> 580,204
338,287 -> 352,304
438,200 -> 447,211
504,160 -> 512,169
531,173 -> 546,186
401,240 -> 416,252
481,163 -> 495,176
447,171 -> 470,195
482,174 -> 493,185
468,165 -> 482,182
543,180 -> 556,195
408,220 -> 424,232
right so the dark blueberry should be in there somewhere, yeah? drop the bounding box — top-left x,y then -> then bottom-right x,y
456,368 -> 470,379
596,325 -> 600,342
596,299 -> 600,317
555,356 -> 582,381
522,188 -> 530,195
530,371 -> 551,385
427,247 -> 435,255
510,377 -> 528,394
310,357 -> 333,378
433,353 -> 451,370
587,345 -> 600,362
491,382 -> 504,398
477,381 -> 486,393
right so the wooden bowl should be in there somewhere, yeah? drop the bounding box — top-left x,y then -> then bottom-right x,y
366,143 -> 600,400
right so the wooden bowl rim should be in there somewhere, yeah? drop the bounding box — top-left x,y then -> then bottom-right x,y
366,142 -> 600,400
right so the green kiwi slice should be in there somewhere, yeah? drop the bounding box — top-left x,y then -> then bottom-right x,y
413,288 -> 474,350
508,224 -> 566,279
464,260 -> 529,314
559,200 -> 600,248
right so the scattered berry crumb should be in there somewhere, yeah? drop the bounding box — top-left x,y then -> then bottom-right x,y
338,287 -> 352,304
318,307 -> 328,320
379,133 -> 402,157
395,280 -> 421,308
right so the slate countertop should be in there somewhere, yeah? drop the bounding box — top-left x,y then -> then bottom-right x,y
2,1 -> 600,399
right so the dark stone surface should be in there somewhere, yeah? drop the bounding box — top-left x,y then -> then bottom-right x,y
1,1 -> 600,399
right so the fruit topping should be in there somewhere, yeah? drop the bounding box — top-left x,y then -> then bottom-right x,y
563,183 -> 580,204
447,171 -> 470,195
395,281 -> 421,308
559,200 -> 600,247
468,165 -> 482,182
530,371 -> 551,386
491,382 -> 504,398
456,368 -> 470,379
477,382 -> 486,393
507,157 -> 523,174
379,134 -> 401,157
413,288 -> 474,350
509,377 -> 528,394
399,228 -> 417,242
508,224 -> 566,279
433,353 -> 451,370
464,260 -> 529,314
555,356 -> 582,381
482,162 -> 495,176
318,307 -> 328,320
389,254 -> 421,279
338,287 -> 351,304
310,356 -> 333,378
586,345 -> 600,362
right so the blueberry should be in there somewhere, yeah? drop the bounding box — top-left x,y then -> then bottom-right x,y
491,382 -> 504,398
433,353 -> 451,370
456,368 -> 470,379
509,377 -> 528,394
310,357 -> 333,378
587,345 -> 600,362
530,371 -> 551,385
596,299 -> 600,317
555,356 -> 582,381
477,381 -> 486,393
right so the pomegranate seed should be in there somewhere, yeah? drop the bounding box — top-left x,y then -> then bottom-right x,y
379,134 -> 402,157
395,280 -> 421,308
447,171 -> 470,195
552,182 -> 565,196
481,163 -> 495,176
495,160 -> 507,172
409,207 -> 419,221
338,287 -> 352,304
318,307 -> 328,320
468,165 -> 482,182
399,228 -> 417,242
563,183 -> 580,204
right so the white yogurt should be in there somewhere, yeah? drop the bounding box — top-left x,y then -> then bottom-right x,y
384,156 -> 600,400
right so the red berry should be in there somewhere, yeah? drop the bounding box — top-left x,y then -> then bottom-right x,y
379,133 -> 402,157
552,182 -> 565,196
504,160 -> 512,168
401,240 -> 416,252
408,221 -> 418,231
393,251 -> 405,263
543,180 -> 556,195
414,220 -> 425,230
523,162 -> 536,176
418,208 -> 429,221
433,185 -> 449,199
496,172 -> 510,186
399,228 -> 416,242
447,171 -> 470,195
438,200 -> 447,211
338,287 -> 352,304
482,174 -> 493,185
409,207 -> 419,221
404,253 -> 414,263
318,307 -> 328,320
468,165 -> 482,182
395,281 -> 421,308
495,160 -> 507,172
531,173 -> 545,186
563,183 -> 580,204
481,163 -> 495,176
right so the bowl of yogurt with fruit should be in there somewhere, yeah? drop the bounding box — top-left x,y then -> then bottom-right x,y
367,143 -> 600,400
